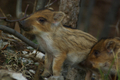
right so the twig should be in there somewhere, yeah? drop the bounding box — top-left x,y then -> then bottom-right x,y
45,0 -> 57,7
34,45 -> 40,57
115,19 -> 120,37
0,14 -> 27,22
5,17 -> 28,22
0,25 -> 45,53
0,8 -> 6,17
1,36 -> 17,42
0,14 -> 28,23
33,0 -> 38,12
17,54 -> 42,62
0,17 -> 6,19
33,61 -> 44,80
24,4 -> 29,17
0,4 -> 29,23
45,0 -> 51,8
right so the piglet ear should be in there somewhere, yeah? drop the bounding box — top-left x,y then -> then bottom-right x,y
48,7 -> 54,10
53,11 -> 65,23
106,41 -> 116,54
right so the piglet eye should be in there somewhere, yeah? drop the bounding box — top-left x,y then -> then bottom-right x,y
38,17 -> 46,23
93,50 -> 100,57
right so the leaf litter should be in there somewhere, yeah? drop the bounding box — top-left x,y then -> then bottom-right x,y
0,31 -> 45,80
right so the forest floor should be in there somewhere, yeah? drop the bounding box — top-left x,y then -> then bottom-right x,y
0,31 -> 45,80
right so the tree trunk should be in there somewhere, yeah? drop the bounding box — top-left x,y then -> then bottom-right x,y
59,0 -> 80,28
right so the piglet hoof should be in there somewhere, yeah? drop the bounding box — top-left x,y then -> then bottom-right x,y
45,76 -> 64,80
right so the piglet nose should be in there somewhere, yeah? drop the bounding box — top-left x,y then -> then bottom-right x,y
19,20 -> 29,31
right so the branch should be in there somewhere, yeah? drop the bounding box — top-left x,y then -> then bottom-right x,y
24,4 -> 29,17
0,16 -> 28,23
0,1 -> 28,23
0,25 -> 45,54
0,4 -> 29,23
45,0 -> 58,8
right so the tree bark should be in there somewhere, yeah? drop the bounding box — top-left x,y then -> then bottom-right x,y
59,0 -> 80,28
